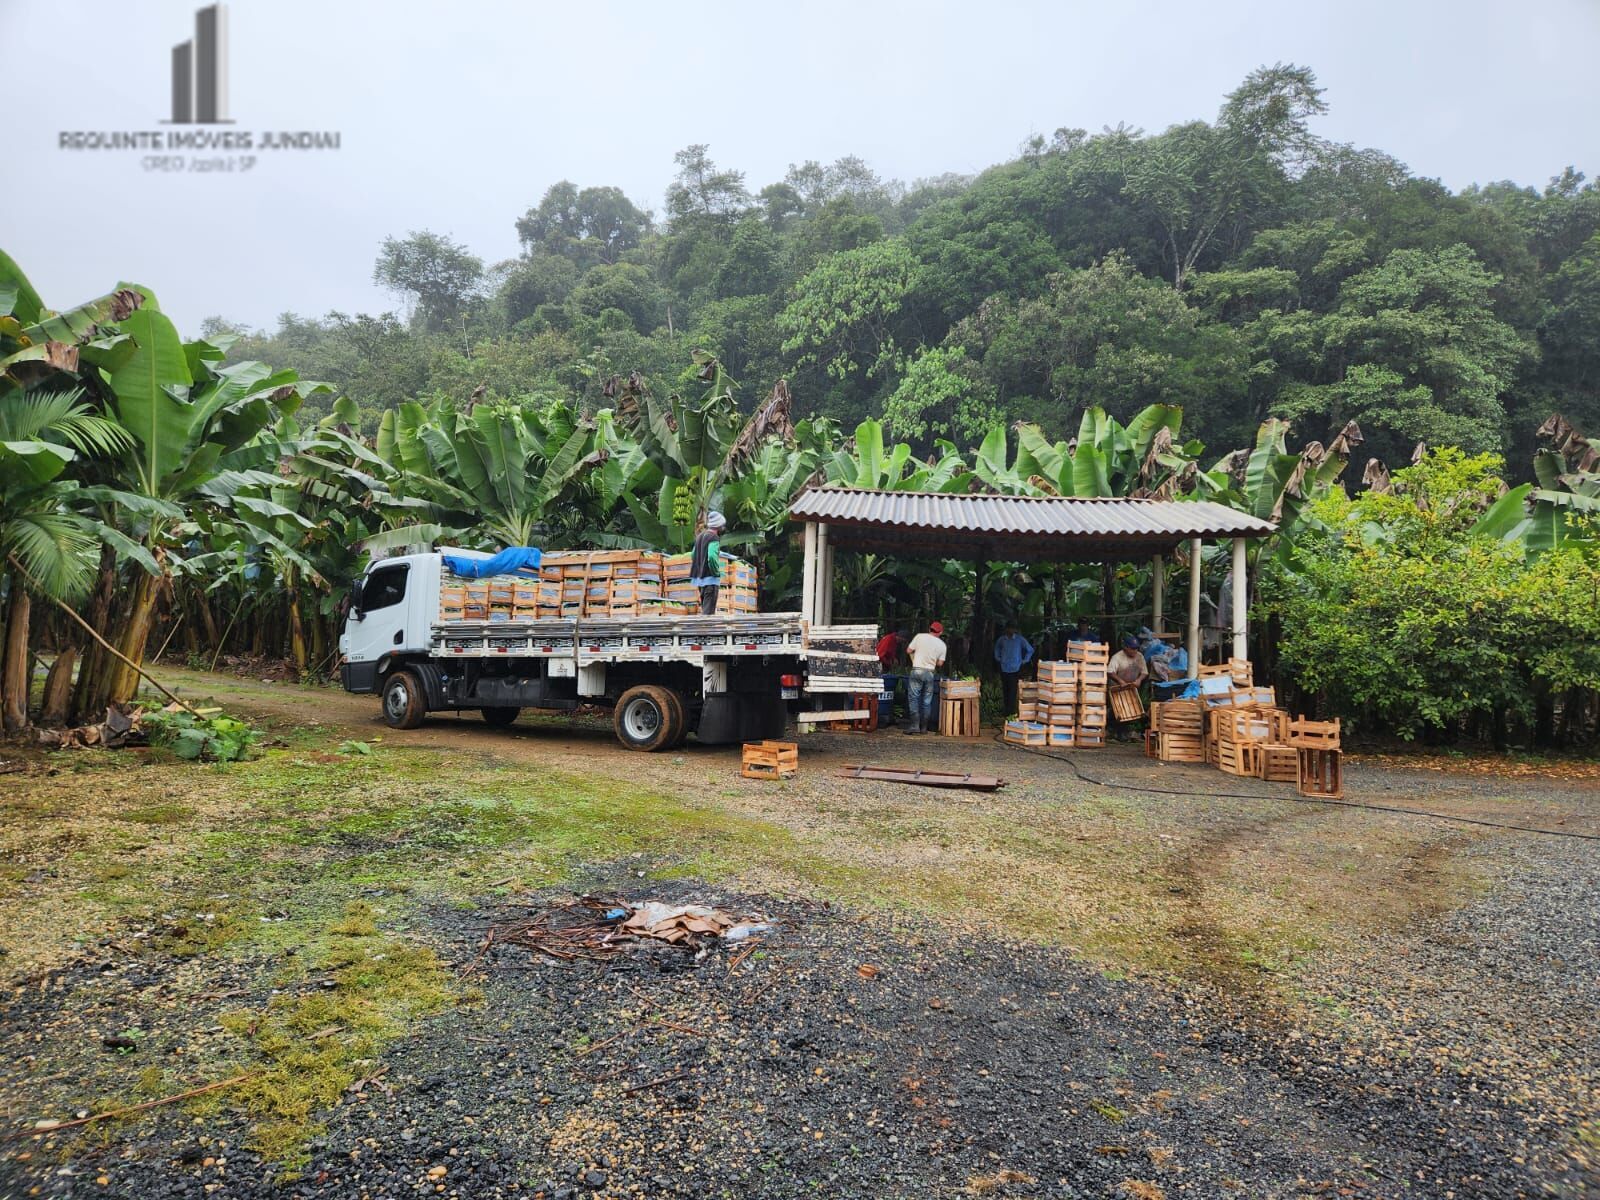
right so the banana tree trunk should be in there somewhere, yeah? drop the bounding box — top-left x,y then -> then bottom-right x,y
39,646 -> 76,727
101,570 -> 162,706
288,587 -> 308,676
1,575 -> 31,733
70,545 -> 119,725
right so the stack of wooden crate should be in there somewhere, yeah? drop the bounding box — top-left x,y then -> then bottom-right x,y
939,678 -> 981,737
1150,697 -> 1206,762
1074,654 -> 1109,748
1213,706 -> 1289,778
1006,658 -> 1104,749
1290,717 -> 1343,797
438,550 -> 761,622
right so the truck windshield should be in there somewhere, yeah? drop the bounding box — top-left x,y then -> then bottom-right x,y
361,565 -> 408,613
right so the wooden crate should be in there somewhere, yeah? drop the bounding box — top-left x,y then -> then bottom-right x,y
742,740 -> 798,780
1065,642 -> 1110,665
939,695 -> 981,738
1216,737 -> 1260,778
1003,720 -> 1048,746
1018,681 -> 1039,703
941,678 -> 980,700
1259,743 -> 1298,783
1109,685 -> 1144,722
1074,727 -> 1106,749
1289,717 -> 1342,751
1017,701 -> 1037,721
1228,657 -> 1253,687
1037,661 -> 1079,685
1077,665 -> 1109,689
1078,704 -> 1108,730
1155,699 -> 1205,735
1296,747 -> 1343,798
1157,731 -> 1204,762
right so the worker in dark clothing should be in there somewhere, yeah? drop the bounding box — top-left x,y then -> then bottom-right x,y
993,623 -> 1034,716
690,511 -> 726,615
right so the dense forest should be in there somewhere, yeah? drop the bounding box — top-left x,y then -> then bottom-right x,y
213,65 -> 1599,480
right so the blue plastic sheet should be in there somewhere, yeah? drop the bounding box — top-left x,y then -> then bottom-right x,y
441,547 -> 543,578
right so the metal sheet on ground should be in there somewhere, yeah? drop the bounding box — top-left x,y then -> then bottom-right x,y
837,764 -> 1006,791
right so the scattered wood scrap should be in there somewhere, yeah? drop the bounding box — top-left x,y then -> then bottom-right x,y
837,764 -> 1006,791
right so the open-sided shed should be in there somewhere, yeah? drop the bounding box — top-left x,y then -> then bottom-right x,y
787,487 -> 1277,673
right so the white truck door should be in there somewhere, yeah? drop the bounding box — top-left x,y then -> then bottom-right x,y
345,561 -> 414,687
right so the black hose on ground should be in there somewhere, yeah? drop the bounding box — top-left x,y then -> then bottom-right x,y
992,733 -> 1600,843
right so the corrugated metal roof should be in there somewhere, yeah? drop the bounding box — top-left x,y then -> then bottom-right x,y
788,487 -> 1274,541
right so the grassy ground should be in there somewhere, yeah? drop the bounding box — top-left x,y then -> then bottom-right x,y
1,669 -> 1597,1190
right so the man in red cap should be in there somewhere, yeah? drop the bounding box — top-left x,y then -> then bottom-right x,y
903,620 -> 948,734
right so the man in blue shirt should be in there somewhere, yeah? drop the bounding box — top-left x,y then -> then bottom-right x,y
993,623 -> 1035,716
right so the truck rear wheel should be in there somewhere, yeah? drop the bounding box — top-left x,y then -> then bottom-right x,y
661,688 -> 689,748
613,685 -> 679,752
381,670 -> 427,730
481,707 -> 520,728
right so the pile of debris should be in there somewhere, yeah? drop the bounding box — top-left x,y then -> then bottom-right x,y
29,703 -> 144,750
475,897 -> 771,968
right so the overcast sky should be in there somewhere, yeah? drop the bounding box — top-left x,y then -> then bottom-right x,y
7,0 -> 1598,335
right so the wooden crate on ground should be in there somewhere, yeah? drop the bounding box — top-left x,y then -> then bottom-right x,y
1156,732 -> 1204,762
939,695 -> 980,738
1259,743 -> 1298,783
1075,726 -> 1106,748
742,740 -> 798,780
1003,719 -> 1047,746
1290,717 -> 1343,798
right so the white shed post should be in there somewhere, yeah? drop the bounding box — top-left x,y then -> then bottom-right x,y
822,537 -> 836,624
801,521 -> 817,626
1151,553 -> 1165,635
1231,537 -> 1248,662
1186,538 -> 1203,678
815,522 -> 830,628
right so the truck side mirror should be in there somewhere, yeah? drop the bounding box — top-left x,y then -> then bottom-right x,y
347,580 -> 364,621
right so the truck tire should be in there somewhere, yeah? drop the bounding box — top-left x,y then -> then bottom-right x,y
661,688 -> 689,748
481,707 -> 520,728
381,670 -> 427,730
613,685 -> 678,752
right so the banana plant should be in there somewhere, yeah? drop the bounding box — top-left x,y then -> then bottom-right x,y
1010,404 -> 1196,498
824,419 -> 970,492
376,395 -> 595,547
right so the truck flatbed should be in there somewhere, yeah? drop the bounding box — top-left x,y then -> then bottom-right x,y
431,612 -> 805,663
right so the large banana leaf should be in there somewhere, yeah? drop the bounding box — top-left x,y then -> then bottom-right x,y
1470,484 -> 1533,542
0,249 -> 43,325
106,307 -> 194,491
0,439 -> 73,485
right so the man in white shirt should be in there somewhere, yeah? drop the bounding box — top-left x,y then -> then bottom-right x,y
1108,634 -> 1148,741
903,621 -> 947,735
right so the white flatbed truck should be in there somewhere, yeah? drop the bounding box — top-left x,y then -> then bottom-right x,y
337,549 -> 877,750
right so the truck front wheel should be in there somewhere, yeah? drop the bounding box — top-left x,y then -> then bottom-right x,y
613,685 -> 679,752
381,670 -> 427,730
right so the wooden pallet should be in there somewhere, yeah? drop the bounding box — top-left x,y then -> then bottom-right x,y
939,696 -> 980,738
742,740 -> 798,780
